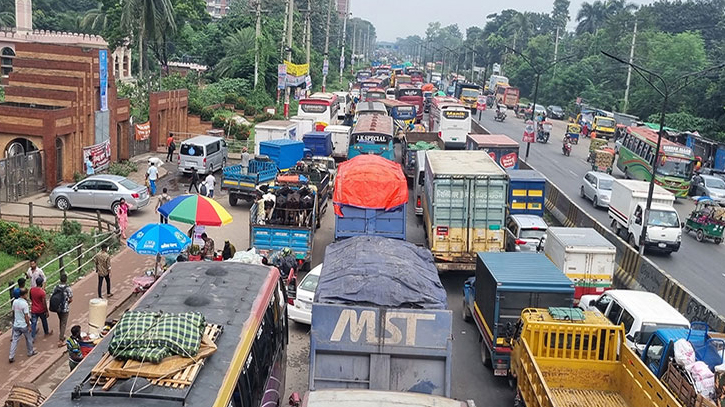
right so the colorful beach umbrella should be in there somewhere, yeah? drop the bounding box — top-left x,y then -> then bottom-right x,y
127,223 -> 191,255
158,194 -> 233,226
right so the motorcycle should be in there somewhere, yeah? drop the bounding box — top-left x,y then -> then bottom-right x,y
562,139 -> 572,156
537,121 -> 553,143
494,106 -> 507,122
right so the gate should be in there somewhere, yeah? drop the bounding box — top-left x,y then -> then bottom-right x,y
129,136 -> 150,157
0,150 -> 45,202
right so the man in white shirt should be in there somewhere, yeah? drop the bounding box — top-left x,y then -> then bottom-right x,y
26,260 -> 46,288
147,163 -> 159,196
205,173 -> 216,198
241,147 -> 251,175
9,289 -> 37,362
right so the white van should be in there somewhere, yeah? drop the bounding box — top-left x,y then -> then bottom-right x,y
333,92 -> 350,119
414,151 -> 426,216
579,289 -> 690,353
178,135 -> 228,175
324,125 -> 351,160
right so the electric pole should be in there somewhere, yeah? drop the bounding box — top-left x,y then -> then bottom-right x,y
284,0 -> 294,118
305,0 -> 311,66
364,24 -> 370,63
553,27 -> 560,78
351,19 -> 356,74
278,0 -> 289,104
253,0 -> 262,89
623,19 -> 637,113
339,4 -> 349,86
322,0 -> 332,92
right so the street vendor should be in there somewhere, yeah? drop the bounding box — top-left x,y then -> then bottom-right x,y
200,233 -> 215,260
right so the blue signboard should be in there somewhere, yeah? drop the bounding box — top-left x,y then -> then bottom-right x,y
99,50 -> 108,112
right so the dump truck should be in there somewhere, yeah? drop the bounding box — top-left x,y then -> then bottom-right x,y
310,236 -> 453,397
510,307 -> 682,407
402,132 -> 444,178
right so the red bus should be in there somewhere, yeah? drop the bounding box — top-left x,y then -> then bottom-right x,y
395,84 -> 424,122
408,69 -> 424,85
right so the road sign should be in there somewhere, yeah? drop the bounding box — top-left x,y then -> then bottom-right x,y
477,95 -> 486,111
522,120 -> 536,143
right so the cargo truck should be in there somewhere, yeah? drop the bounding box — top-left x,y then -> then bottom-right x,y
253,120 -> 298,154
510,307 -> 682,407
259,139 -> 305,171
221,158 -> 278,206
299,390 -> 476,407
462,252 -> 575,377
543,227 -> 616,300
423,151 -> 508,271
505,169 -> 545,217
323,125 -> 351,160
608,179 -> 682,253
466,134 -> 520,170
311,236 -> 453,397
402,132 -> 444,178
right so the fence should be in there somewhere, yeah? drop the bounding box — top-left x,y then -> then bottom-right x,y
0,201 -> 118,234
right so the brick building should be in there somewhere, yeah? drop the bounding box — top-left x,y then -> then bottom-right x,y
205,0 -> 230,18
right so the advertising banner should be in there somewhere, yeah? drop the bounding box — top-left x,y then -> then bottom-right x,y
99,50 -> 108,111
522,120 -> 536,143
322,59 -> 329,75
135,122 -> 151,141
277,64 -> 287,90
83,139 -> 111,171
284,60 -> 309,77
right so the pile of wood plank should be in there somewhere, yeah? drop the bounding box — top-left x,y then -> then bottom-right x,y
3,383 -> 44,407
87,324 -> 222,391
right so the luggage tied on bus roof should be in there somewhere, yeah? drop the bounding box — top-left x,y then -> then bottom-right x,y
333,155 -> 408,216
108,311 -> 206,363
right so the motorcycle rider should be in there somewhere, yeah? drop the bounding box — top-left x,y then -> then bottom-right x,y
563,135 -> 572,155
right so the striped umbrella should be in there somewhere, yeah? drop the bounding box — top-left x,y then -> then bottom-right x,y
158,194 -> 233,226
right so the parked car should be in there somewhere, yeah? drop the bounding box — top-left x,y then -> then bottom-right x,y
49,174 -> 150,213
504,214 -> 548,252
546,105 -> 565,120
288,263 -> 322,325
580,171 -> 614,208
689,174 -> 725,200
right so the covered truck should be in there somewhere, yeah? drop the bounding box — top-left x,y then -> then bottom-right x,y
324,124 -> 351,160
311,236 -> 453,397
222,158 -> 278,206
466,134 -> 520,170
303,131 -> 334,157
334,155 -> 408,240
510,307 -> 681,407
253,120 -> 298,154
505,169 -> 545,217
259,139 -> 305,171
462,252 -> 574,377
423,151 -> 508,271
543,227 -> 616,300
402,132 -> 444,178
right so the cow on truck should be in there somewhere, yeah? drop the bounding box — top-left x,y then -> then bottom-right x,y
310,236 -> 453,397
510,307 -> 682,407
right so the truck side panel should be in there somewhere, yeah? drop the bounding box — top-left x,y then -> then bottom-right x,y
249,200 -> 315,262
468,177 -> 506,254
310,304 -> 453,397
334,204 -> 407,241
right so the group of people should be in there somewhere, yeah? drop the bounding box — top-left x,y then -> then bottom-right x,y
187,167 -> 217,198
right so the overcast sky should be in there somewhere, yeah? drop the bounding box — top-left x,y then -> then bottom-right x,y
350,0 -> 652,42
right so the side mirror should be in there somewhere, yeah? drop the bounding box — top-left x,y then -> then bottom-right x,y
680,222 -> 685,228
72,186 -> 78,191
589,299 -> 596,307
626,334 -> 635,342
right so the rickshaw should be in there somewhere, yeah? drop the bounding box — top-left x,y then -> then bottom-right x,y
587,138 -> 609,163
566,123 -> 581,144
684,197 -> 725,244
591,147 -> 615,174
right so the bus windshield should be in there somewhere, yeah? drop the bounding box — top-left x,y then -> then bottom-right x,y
657,158 -> 693,178
648,209 -> 680,228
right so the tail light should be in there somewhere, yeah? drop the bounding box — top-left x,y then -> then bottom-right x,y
287,298 -> 295,305
417,197 -> 421,207
131,193 -> 140,198
515,239 -> 527,245
438,132 -> 442,138
203,157 -> 207,165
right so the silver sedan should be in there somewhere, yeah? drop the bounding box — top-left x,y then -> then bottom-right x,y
49,174 -> 150,213
580,171 -> 614,208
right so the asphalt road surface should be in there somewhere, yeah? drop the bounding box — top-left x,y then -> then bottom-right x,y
473,108 -> 725,316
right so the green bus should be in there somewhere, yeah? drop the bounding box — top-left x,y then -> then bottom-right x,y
616,126 -> 695,197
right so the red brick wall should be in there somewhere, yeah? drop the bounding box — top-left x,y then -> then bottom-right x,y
149,89 -> 189,151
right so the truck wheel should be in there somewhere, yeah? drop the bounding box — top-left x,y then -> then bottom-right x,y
715,238 -> 722,245
480,340 -> 492,368
696,229 -> 705,242
462,299 -> 472,322
628,233 -> 637,248
229,195 -> 238,207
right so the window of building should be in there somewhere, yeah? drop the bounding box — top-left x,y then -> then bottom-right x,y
1,47 -> 15,78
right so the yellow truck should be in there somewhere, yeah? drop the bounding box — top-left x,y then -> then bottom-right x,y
510,308 -> 682,407
593,115 -> 617,139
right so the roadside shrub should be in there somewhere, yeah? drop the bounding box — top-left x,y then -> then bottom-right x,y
73,172 -> 84,182
188,98 -> 204,116
244,104 -> 257,116
0,221 -> 46,260
108,160 -> 137,177
224,93 -> 238,105
61,220 -> 82,236
253,112 -> 274,123
212,115 -> 227,129
200,107 -> 214,122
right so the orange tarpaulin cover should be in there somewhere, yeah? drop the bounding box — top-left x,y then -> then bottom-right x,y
333,155 -> 409,216
421,83 -> 436,91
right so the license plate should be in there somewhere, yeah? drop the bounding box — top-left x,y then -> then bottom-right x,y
494,369 -> 507,377
658,243 -> 666,248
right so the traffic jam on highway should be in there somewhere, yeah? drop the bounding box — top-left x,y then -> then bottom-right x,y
40,64 -> 725,407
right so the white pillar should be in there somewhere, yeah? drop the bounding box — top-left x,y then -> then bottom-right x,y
15,0 -> 33,33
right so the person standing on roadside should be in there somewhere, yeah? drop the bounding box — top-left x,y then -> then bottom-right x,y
188,167 -> 200,193
166,134 -> 176,162
116,198 -> 132,239
85,154 -> 95,176
241,147 -> 251,175
155,188 -> 172,223
51,273 -> 73,348
204,172 -> 216,198
9,288 -> 37,363
29,277 -> 52,339
147,162 -> 159,196
26,259 -> 45,288
94,244 -> 112,299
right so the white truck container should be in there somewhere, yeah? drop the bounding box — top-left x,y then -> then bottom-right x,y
290,115 -> 314,140
608,179 -> 682,253
324,124 -> 351,160
544,227 -> 616,302
253,120 -> 298,155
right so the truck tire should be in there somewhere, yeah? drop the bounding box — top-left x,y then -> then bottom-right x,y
480,339 -> 492,367
628,233 -> 637,248
462,299 -> 472,322
229,194 -> 238,207
715,238 -> 722,245
696,229 -> 705,242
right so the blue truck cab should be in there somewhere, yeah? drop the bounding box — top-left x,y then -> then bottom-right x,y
462,252 -> 574,377
505,169 -> 546,217
641,322 -> 725,378
303,131 -> 334,157
221,159 -> 278,206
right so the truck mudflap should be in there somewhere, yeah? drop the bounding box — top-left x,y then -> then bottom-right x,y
433,253 -> 477,272
310,304 -> 453,398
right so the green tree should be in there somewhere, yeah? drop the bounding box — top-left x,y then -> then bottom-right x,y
215,27 -> 256,78
576,0 -> 607,34
551,0 -> 571,31
121,0 -> 176,77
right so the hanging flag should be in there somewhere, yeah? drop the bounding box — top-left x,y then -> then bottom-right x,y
322,59 -> 329,75
135,122 -> 151,141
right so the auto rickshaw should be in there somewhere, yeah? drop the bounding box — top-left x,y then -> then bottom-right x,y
566,123 -> 581,144
587,138 -> 609,163
684,197 -> 725,244
591,147 -> 615,174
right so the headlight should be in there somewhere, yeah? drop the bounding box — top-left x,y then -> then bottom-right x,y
677,233 -> 682,242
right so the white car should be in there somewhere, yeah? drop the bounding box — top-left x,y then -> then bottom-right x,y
580,171 -> 614,208
288,263 -> 322,325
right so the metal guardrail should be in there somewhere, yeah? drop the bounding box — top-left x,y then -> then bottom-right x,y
0,201 -> 118,234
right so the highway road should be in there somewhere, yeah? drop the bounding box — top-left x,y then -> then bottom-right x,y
472,108 -> 725,316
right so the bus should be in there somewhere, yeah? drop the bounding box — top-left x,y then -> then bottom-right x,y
349,113 -> 395,161
298,92 -> 340,129
364,87 -> 387,102
395,84 -> 424,122
381,98 -> 417,135
355,69 -> 371,83
353,100 -> 387,125
408,69 -> 424,85
616,126 -> 696,197
429,96 -> 471,149
42,262 -> 287,407
495,85 -> 520,108
395,74 -> 412,86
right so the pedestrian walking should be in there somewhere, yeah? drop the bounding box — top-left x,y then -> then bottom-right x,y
9,288 -> 37,362
85,154 -> 95,176
188,167 -> 200,193
26,259 -> 45,288
66,325 -> 85,370
94,244 -> 112,299
241,147 -> 251,175
50,273 -> 73,348
147,162 -> 159,196
116,198 -> 132,239
166,134 -> 176,162
29,277 -> 52,339
205,173 -> 216,198
156,188 -> 172,223
11,277 -> 26,299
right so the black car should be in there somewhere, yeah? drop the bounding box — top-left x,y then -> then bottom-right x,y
546,105 -> 565,120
